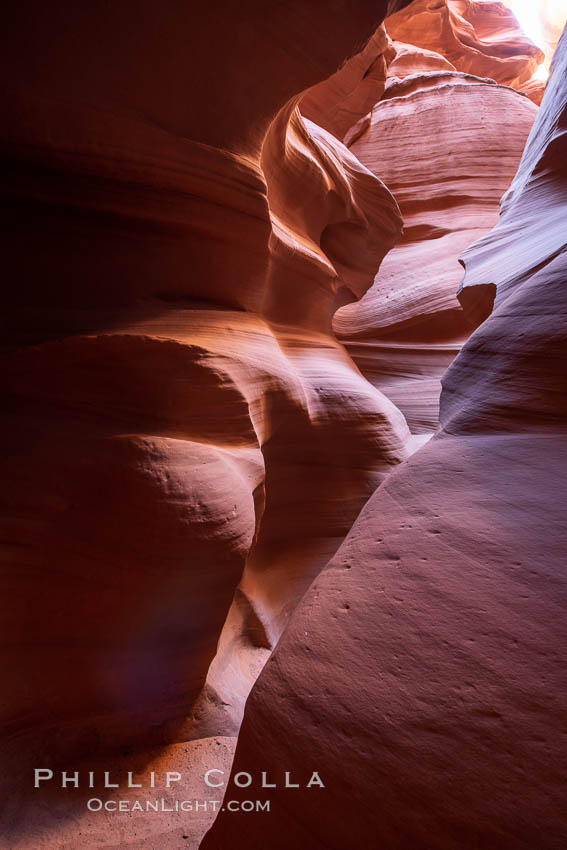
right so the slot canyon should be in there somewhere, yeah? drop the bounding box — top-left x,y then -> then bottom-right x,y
1,1 -> 566,848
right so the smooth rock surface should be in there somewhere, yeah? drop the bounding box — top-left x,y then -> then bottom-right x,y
0,0 -> 412,798
335,72 -> 536,433
458,23 -> 567,321
202,23 -> 567,850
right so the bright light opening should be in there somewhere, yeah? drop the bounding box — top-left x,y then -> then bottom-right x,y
507,0 -> 545,48
499,0 -> 567,82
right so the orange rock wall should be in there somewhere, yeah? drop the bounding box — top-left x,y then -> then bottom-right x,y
0,0 -> 412,768
202,23 -> 567,850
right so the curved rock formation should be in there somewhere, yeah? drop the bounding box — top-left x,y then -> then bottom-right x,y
300,25 -> 395,144
202,25 -> 567,850
334,61 -> 537,433
0,0 -> 413,823
3,3 -> 566,849
388,40 -> 457,76
457,23 -> 567,324
386,0 -> 545,94
183,100 -> 411,741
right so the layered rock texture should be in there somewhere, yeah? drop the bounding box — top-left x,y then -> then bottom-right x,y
1,1 -> 412,847
458,22 -> 567,321
335,74 -> 536,433
203,22 -> 567,850
2,1 -> 566,849
1,99 -> 409,755
333,0 -> 540,434
387,0 -> 545,98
